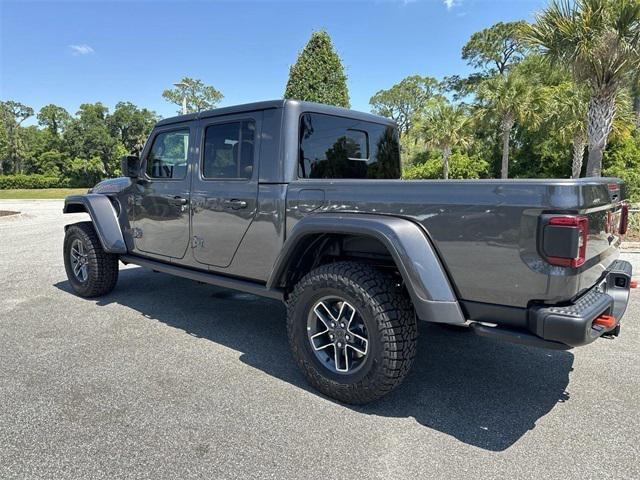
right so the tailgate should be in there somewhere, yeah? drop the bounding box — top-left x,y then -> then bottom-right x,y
539,178 -> 627,299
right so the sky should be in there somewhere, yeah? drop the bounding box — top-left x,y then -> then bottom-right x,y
0,0 -> 547,123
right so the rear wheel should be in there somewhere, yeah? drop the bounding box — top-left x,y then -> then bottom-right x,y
287,262 -> 417,404
63,221 -> 119,297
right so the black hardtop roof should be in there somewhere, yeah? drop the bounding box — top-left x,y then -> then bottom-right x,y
155,99 -> 395,127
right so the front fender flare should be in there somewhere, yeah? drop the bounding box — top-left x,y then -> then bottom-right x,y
63,194 -> 127,254
268,214 -> 466,325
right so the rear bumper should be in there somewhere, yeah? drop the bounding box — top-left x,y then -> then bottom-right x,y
528,259 -> 633,348
470,259 -> 633,350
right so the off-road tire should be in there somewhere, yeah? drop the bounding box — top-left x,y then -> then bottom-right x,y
287,261 -> 417,404
63,221 -> 119,297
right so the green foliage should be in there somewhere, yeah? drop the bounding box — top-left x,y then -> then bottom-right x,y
603,134 -> 640,202
162,77 -> 223,114
462,21 -> 530,75
403,151 -> 489,180
528,0 -> 640,92
284,30 -> 350,108
0,100 -> 157,188
65,157 -> 107,187
108,102 -> 157,154
0,174 -> 71,189
369,75 -> 442,136
37,104 -> 71,136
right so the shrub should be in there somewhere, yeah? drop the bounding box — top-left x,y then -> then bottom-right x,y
0,174 -> 71,189
403,151 -> 490,179
603,135 -> 640,203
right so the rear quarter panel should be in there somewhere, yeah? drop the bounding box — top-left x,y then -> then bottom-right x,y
286,178 -> 622,308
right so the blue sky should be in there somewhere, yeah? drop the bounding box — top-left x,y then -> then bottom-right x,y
1,0 -> 546,122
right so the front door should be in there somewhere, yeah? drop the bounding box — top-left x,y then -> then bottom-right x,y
131,124 -> 194,259
190,113 -> 261,268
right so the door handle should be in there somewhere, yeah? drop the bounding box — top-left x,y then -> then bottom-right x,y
223,199 -> 248,210
170,196 -> 188,206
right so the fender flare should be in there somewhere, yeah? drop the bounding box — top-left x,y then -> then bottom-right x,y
268,213 -> 466,325
63,194 -> 127,254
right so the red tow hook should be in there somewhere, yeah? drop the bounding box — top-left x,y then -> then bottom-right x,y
630,279 -> 638,289
593,314 -> 617,330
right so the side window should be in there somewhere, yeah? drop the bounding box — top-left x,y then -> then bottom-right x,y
202,120 -> 255,179
298,113 -> 400,179
146,129 -> 190,179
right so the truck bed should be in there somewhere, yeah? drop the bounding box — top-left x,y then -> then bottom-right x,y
286,177 -> 624,313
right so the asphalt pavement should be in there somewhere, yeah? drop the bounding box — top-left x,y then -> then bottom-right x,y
1,200 -> 639,479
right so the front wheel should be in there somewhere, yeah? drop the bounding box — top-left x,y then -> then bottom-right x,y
287,262 -> 417,404
63,221 -> 119,297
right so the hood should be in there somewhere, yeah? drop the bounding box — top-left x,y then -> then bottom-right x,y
89,177 -> 133,194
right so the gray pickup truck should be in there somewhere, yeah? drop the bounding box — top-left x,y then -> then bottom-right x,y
63,99 -> 634,404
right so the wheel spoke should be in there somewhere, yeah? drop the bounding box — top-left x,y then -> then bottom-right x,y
314,302 -> 336,329
313,339 -> 334,351
334,344 -> 348,372
344,303 -> 357,328
80,265 -> 88,281
348,330 -> 368,354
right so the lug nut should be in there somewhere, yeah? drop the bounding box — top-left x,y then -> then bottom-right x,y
337,342 -> 342,347
331,322 -> 336,328
340,323 -> 345,328
329,334 -> 334,339
345,334 -> 350,340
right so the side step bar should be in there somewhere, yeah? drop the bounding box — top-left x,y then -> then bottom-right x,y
120,255 -> 284,301
469,323 -> 570,350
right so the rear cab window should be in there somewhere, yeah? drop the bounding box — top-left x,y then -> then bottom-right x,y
298,113 -> 400,179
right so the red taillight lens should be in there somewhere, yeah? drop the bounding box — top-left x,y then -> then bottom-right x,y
544,215 -> 589,268
619,203 -> 629,235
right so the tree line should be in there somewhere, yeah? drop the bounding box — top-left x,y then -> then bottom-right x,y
1,0 -> 639,201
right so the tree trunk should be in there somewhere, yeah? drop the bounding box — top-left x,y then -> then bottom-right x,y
500,114 -> 514,179
586,89 -> 616,177
442,145 -> 451,180
571,131 -> 586,179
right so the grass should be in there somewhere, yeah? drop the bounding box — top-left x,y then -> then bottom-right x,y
0,188 -> 89,199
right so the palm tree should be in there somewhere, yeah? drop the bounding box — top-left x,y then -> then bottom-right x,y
476,72 -> 543,178
528,0 -> 640,177
548,82 -> 589,178
422,104 -> 470,179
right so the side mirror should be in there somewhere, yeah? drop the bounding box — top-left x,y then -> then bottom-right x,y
121,155 -> 142,178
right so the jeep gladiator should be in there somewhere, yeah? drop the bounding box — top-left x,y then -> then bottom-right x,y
62,99 -> 634,404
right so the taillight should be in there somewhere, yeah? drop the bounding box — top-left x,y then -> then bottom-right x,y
619,203 -> 629,235
542,215 -> 589,268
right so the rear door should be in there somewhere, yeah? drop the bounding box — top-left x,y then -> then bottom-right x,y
190,112 -> 262,268
131,124 -> 194,259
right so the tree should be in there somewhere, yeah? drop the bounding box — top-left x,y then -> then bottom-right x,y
462,21 -> 529,76
422,103 -> 470,179
548,82 -> 590,178
528,0 -> 640,176
108,102 -> 158,154
64,103 -> 121,176
0,100 -> 34,174
476,71 -> 544,178
284,30 -> 350,108
37,104 -> 71,136
369,75 -> 442,137
162,77 -> 223,114
631,70 -> 640,128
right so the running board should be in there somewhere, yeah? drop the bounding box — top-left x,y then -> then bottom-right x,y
120,255 -> 284,301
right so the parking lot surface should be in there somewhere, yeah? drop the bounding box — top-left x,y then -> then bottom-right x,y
1,200 -> 639,479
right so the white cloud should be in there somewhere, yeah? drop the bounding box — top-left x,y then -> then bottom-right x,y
443,0 -> 460,10
69,44 -> 95,56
